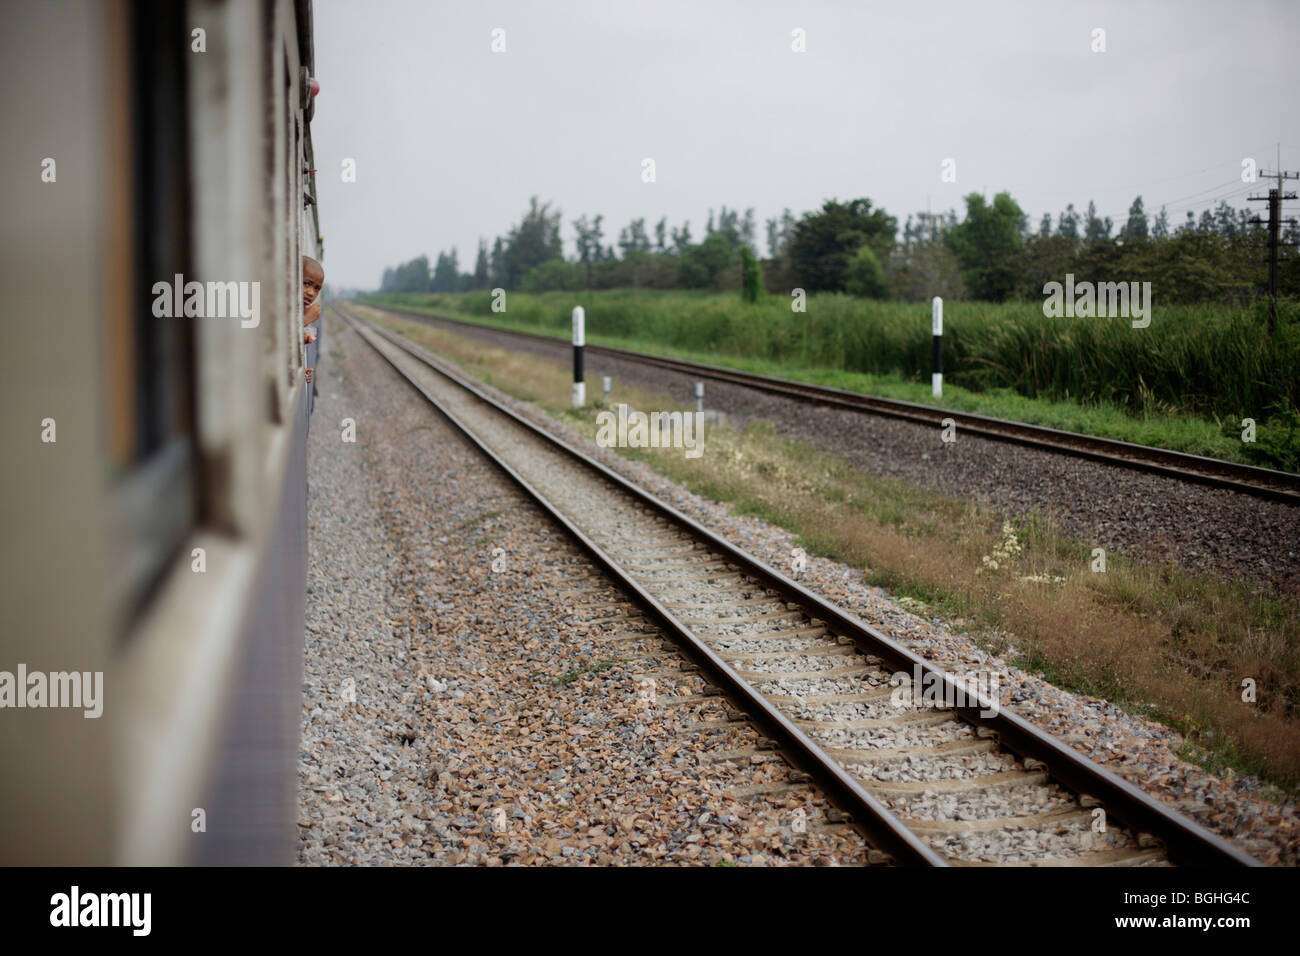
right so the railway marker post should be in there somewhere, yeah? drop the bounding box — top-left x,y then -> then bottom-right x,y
931,297 -> 943,398
572,306 -> 586,407
694,381 -> 704,413
602,376 -> 612,403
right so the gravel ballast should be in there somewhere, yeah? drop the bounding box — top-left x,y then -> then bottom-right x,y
297,316 -> 875,866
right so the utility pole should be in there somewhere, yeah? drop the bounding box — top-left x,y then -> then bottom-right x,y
1247,146 -> 1298,334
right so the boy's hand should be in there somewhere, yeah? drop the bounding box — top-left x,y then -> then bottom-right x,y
304,326 -> 317,344
304,299 -> 322,326
305,367 -> 314,384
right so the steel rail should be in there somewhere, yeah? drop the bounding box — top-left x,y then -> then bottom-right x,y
338,305 -> 943,866
366,302 -> 1300,506
340,303 -> 1260,868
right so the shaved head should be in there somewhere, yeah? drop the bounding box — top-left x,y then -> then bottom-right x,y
302,256 -> 324,312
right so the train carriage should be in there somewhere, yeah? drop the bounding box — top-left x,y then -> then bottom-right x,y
0,0 -> 321,865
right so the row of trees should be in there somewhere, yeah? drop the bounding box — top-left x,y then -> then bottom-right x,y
899,193 -> 1300,304
380,199 -> 770,295
379,193 -> 1300,304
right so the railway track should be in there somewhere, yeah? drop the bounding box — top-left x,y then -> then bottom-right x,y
366,302 -> 1300,506
338,302 -> 1259,867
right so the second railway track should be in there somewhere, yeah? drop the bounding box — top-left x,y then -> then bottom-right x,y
339,302 -> 1259,867
367,302 -> 1300,506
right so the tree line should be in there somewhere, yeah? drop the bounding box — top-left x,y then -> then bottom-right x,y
379,192 -> 1300,305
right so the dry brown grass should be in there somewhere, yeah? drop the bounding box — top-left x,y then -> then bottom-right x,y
366,308 -> 1300,791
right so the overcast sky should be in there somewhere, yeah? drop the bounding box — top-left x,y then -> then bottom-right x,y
311,0 -> 1300,290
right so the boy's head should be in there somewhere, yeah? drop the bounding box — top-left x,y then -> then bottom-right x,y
302,256 -> 324,309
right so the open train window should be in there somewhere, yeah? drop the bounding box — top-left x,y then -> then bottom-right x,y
286,51 -> 300,392
104,0 -> 196,623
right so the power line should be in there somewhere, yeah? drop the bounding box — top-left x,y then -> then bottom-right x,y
1025,144 -> 1290,226
1035,144 -> 1283,204
1150,177 -> 1251,214
1160,181 -> 1258,218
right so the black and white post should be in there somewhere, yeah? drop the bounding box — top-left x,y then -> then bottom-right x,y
572,305 -> 585,407
931,296 -> 943,398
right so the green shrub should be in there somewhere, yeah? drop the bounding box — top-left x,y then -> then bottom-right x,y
845,246 -> 887,299
521,258 -> 583,293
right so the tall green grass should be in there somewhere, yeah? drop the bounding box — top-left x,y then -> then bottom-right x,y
366,290 -> 1300,469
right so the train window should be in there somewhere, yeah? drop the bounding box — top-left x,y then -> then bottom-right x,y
260,39 -> 300,425
287,53 -> 300,392
105,0 -> 196,623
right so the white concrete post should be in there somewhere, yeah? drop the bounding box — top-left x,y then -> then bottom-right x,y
572,306 -> 585,407
931,296 -> 943,398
